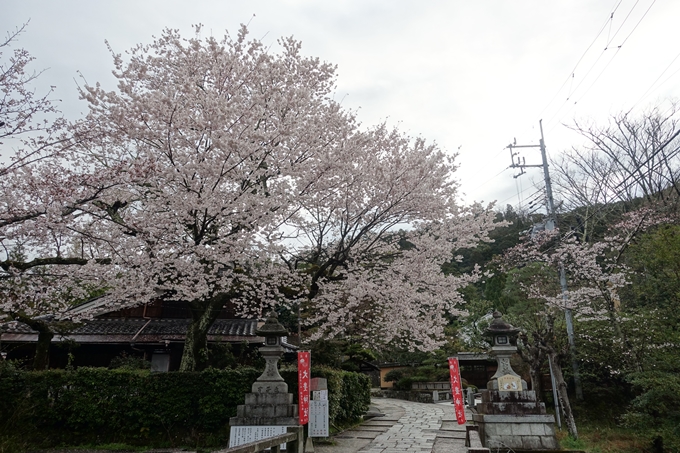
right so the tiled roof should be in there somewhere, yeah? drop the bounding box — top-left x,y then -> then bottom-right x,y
457,352 -> 492,361
4,318 -> 259,337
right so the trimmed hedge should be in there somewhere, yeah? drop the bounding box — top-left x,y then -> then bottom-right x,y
281,365 -> 371,427
0,365 -> 370,450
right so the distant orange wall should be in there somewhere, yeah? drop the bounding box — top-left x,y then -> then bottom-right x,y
379,365 -> 409,388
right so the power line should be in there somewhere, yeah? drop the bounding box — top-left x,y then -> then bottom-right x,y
469,167 -> 511,194
616,0 -> 656,49
537,0 -> 623,119
541,1 -> 630,128
630,50 -> 680,110
515,178 -> 523,210
571,47 -> 622,107
604,0 -> 643,49
543,0 -> 656,131
609,129 -> 680,194
542,126 -> 680,250
575,0 -> 658,106
500,182 -> 543,207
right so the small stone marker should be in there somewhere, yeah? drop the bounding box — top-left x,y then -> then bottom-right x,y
498,374 -> 523,391
310,377 -> 327,391
467,386 -> 475,407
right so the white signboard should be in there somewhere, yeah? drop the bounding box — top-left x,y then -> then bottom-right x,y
309,400 -> 329,437
312,389 -> 328,401
229,425 -> 287,448
498,374 -> 523,391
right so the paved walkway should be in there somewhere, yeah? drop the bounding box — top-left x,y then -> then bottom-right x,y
313,398 -> 472,453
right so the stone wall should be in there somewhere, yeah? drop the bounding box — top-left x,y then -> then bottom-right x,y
371,389 -> 435,403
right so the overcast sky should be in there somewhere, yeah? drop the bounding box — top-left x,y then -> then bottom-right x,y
4,0 -> 680,212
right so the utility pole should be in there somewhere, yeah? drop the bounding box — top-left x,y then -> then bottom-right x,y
508,119 -> 584,401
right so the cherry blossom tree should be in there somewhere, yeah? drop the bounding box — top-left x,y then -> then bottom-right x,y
1,23 -> 65,175
58,25 -> 364,371
3,25 -> 501,371
278,127 -> 499,350
0,24 -> 104,368
499,204 -> 673,438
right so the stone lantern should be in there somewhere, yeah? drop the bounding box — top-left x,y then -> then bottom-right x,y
230,312 -> 299,431
484,310 -> 526,391
473,310 -> 559,451
252,312 -> 289,394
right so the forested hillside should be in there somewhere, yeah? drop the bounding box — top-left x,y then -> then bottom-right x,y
450,106 -> 680,451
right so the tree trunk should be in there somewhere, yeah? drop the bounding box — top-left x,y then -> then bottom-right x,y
11,314 -> 53,370
529,359 -> 543,401
518,333 -> 544,402
549,351 -> 578,439
179,295 -> 228,372
33,328 -> 54,370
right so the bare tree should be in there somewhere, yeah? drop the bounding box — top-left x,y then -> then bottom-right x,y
552,104 -> 680,241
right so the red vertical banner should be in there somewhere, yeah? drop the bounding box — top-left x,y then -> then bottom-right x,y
448,357 -> 466,425
298,351 -> 311,425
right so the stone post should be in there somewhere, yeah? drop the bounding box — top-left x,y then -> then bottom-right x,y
467,386 -> 475,408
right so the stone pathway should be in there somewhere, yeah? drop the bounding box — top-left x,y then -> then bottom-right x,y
314,398 -> 472,453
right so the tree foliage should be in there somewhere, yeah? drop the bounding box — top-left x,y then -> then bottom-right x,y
1,25 -> 499,371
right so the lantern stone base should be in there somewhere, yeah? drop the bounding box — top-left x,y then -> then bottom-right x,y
474,390 -> 559,451
230,391 -> 300,426
473,414 -> 559,451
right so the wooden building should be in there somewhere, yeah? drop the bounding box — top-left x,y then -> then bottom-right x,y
0,299 -> 296,371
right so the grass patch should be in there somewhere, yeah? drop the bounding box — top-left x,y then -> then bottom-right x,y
329,416 -> 364,435
554,401 -> 651,453
557,426 -> 648,453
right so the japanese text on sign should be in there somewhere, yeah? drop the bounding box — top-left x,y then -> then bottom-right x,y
309,400 -> 329,437
448,357 -> 466,425
229,426 -> 286,449
298,351 -> 311,425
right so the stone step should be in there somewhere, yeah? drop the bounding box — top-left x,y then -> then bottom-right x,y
440,421 -> 468,431
353,427 -> 389,432
432,437 -> 467,453
435,431 -> 467,439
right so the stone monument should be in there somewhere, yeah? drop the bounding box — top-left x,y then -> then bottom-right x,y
473,311 -> 559,451
229,313 -> 302,452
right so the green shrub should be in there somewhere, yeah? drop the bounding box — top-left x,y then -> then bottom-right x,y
383,369 -> 404,383
395,376 -> 414,390
0,364 -> 370,449
0,366 -> 263,448
622,371 -> 680,452
108,352 -> 150,370
281,365 -> 371,426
